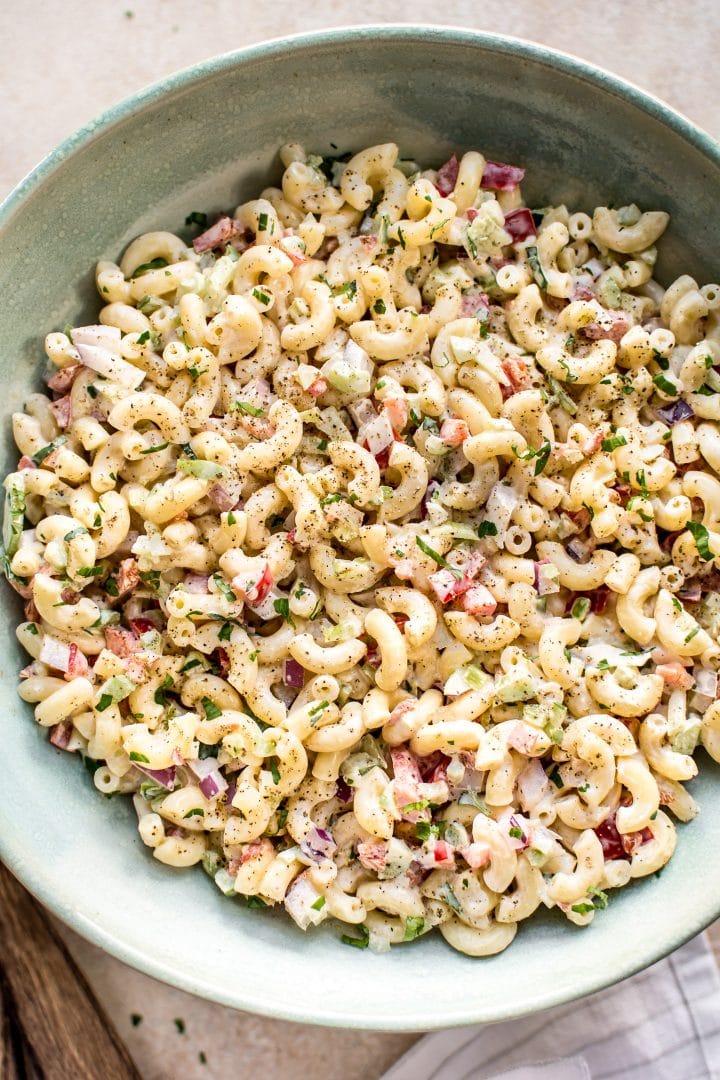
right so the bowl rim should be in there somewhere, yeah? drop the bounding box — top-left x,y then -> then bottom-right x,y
2,24 -> 720,1030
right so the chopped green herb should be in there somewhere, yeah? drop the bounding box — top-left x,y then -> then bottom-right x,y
63,527 -> 88,542
571,597 -> 591,620
129,751 -> 151,764
458,791 -> 492,814
514,439 -> 552,476
526,245 -> 547,289
32,436 -> 67,466
231,400 -> 265,417
131,1013 -> 143,1027
331,280 -> 358,300
601,435 -> 627,452
440,882 -> 462,913
212,573 -> 237,603
132,257 -> 169,277
185,211 -> 208,227
311,895 -> 326,911
415,536 -> 462,579
252,287 -> 271,305
202,697 -> 222,721
180,658 -> 202,673
258,212 -> 269,231
154,674 -> 174,706
77,565 -> 104,577
653,373 -> 678,396
137,294 -> 164,314
140,442 -> 169,455
686,520 -> 714,561
509,826 -> 524,839
174,1018 -> 185,1035
477,521 -> 498,538
548,767 -> 564,789
246,895 -> 268,909
273,598 -> 295,626
571,903 -> 595,915
588,886 -> 609,909
183,808 -> 205,818
341,925 -> 370,949
403,916 -> 425,941
96,694 -> 113,712
373,299 -> 386,315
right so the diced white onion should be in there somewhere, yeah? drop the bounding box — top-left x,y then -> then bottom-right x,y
39,636 -> 71,672
71,324 -> 122,350
75,343 -> 145,390
359,412 -> 394,455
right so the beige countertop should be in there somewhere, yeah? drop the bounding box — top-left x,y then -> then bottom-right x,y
3,2 -> 720,1077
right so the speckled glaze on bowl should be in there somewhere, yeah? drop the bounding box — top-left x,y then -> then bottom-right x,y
1,26 -> 720,1031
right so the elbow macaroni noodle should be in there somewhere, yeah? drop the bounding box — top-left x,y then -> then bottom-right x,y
5,142 -> 720,957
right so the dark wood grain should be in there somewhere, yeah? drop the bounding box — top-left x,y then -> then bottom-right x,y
0,861 -> 141,1080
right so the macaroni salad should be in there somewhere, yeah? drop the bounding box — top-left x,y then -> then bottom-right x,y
6,142 -> 720,956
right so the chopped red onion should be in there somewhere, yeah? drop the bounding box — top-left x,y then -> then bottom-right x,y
284,658 -> 305,688
694,668 -> 718,698
188,757 -> 229,798
678,582 -> 702,603
503,208 -> 536,242
300,824 -> 337,863
49,720 -> 73,750
192,216 -> 236,253
275,682 -> 299,708
336,777 -> 353,803
200,771 -> 228,799
189,757 -> 219,778
481,161 -> 526,192
185,573 -> 210,594
657,401 -> 694,425
498,811 -> 531,850
360,412 -> 394,456
566,538 -> 591,563
348,398 -> 377,429
208,484 -> 236,512
435,153 -> 459,196
136,764 -> 177,790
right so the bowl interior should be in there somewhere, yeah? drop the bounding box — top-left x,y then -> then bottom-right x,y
1,27 -> 720,1029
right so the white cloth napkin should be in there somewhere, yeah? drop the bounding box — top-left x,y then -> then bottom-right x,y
382,934 -> 720,1080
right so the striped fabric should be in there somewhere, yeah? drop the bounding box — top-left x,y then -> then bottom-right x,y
382,935 -> 720,1080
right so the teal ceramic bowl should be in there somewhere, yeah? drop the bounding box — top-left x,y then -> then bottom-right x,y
1,26 -> 720,1030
